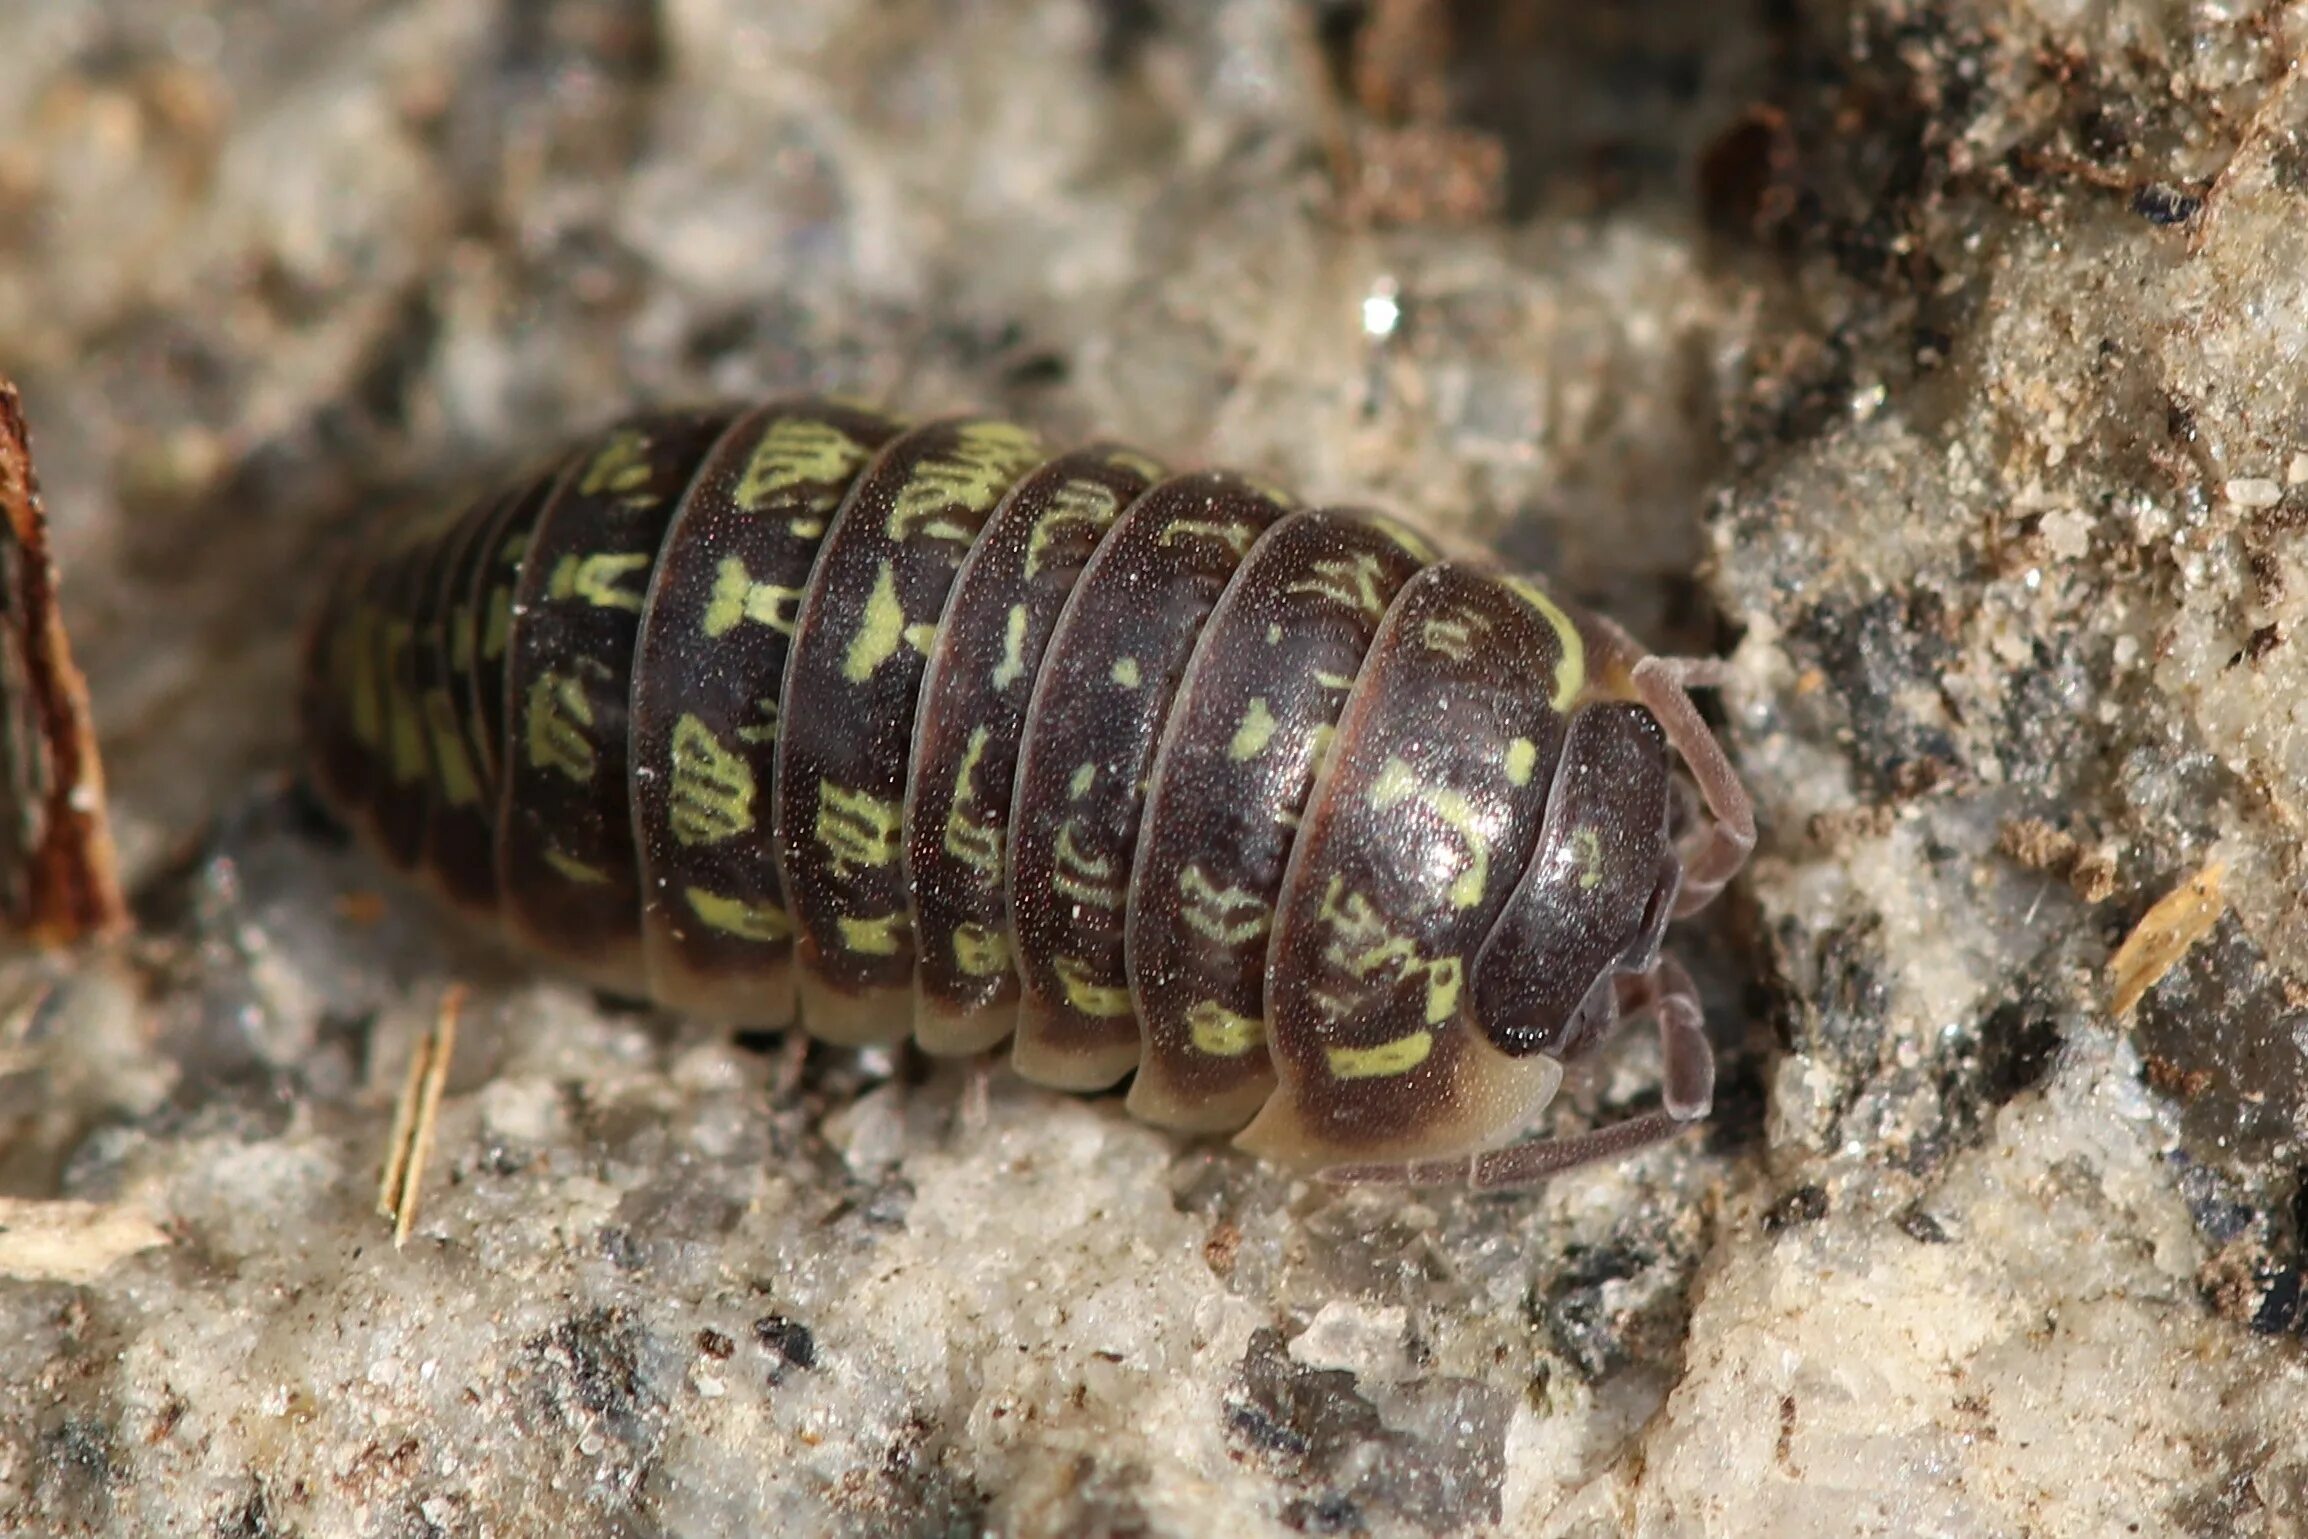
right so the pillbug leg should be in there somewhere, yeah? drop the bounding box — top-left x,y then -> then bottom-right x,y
1629,655 -> 1753,916
959,1053 -> 994,1135
1636,952 -> 1714,1120
1322,953 -> 1712,1189
1318,1112 -> 1684,1189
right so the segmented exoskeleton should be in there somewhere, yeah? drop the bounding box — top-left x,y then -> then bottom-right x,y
303,401 -> 1753,1185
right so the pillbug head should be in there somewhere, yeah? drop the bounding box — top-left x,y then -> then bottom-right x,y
1470,701 -> 1680,1062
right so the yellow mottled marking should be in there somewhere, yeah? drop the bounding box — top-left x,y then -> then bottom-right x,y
1420,955 -> 1464,1024
1312,669 -> 1355,692
843,563 -> 907,682
382,620 -> 428,785
1285,552 -> 1392,619
1111,656 -> 1141,688
886,422 -> 1040,542
525,670 -> 597,783
1367,758 -> 1491,909
686,888 -> 792,942
543,848 -> 609,885
1317,878 -> 1411,979
837,912 -> 909,955
547,551 -> 651,611
1052,822 -> 1125,909
1503,576 -> 1587,711
1265,622 -> 1282,645
943,727 -> 1005,875
950,725 -> 994,805
1418,607 -> 1489,661
704,555 -> 806,637
991,604 -> 1030,690
1307,723 -> 1337,775
842,564 -> 940,682
346,607 -> 384,746
1315,877 -> 1466,1026
1377,520 -> 1436,563
735,417 -> 868,509
668,714 -> 755,845
481,586 -> 513,662
1023,480 -> 1122,578
1228,698 -> 1276,761
1568,827 -> 1605,890
1068,762 -> 1096,800
1054,955 -> 1134,1017
953,922 -> 1012,977
737,697 -> 780,746
1101,447 -> 1166,483
815,781 -> 903,876
1186,1000 -> 1264,1057
1326,1030 -> 1434,1080
1179,865 -> 1271,946
577,430 -> 653,500
1157,518 -> 1258,557
421,690 -> 482,807
1505,737 -> 1538,786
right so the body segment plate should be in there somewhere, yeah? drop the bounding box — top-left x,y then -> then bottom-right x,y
495,409 -> 740,992
367,516 -> 463,873
1007,472 -> 1290,1089
772,417 -> 1046,1044
627,400 -> 904,1025
411,482 -> 518,912
903,445 -> 1161,1053
1124,507 -> 1431,1132
1236,562 -> 1584,1168
465,464 -> 575,793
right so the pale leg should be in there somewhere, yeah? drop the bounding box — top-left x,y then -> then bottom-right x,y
1631,655 -> 1754,916
959,1053 -> 994,1134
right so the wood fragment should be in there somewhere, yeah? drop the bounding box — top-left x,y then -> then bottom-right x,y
0,380 -> 127,946
0,1196 -> 169,1282
2108,862 -> 2225,1017
378,984 -> 465,1247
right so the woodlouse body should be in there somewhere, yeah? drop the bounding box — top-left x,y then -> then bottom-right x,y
303,400 -> 1753,1184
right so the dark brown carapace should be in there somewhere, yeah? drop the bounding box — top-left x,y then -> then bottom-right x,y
302,401 -> 1752,1186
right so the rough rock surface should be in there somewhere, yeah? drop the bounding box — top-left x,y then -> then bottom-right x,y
2,1 -> 2306,1535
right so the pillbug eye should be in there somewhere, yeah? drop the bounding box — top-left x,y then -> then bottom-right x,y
303,398 -> 1750,1187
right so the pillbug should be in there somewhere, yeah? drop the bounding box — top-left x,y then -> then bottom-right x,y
302,400 -> 1753,1186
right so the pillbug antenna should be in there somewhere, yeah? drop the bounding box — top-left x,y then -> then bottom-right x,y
1631,655 -> 1753,916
